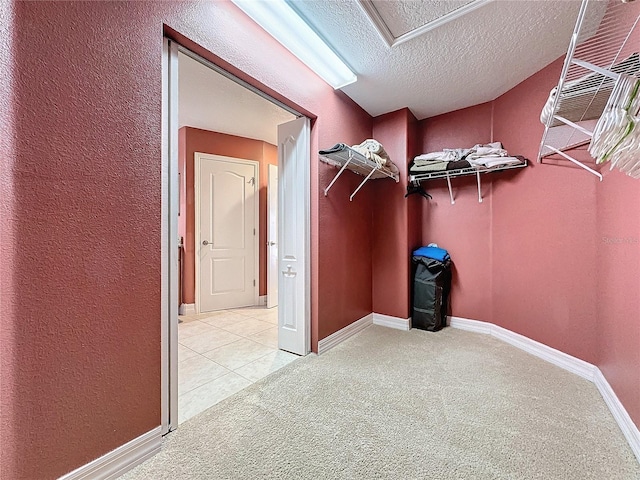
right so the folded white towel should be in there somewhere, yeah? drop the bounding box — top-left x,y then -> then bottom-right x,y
468,156 -> 523,168
466,143 -> 507,160
351,145 -> 386,168
353,139 -> 390,162
415,151 -> 457,162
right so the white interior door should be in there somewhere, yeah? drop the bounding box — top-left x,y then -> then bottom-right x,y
196,153 -> 258,312
267,164 -> 278,309
277,117 -> 310,355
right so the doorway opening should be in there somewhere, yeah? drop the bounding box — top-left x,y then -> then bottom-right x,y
162,40 -> 312,431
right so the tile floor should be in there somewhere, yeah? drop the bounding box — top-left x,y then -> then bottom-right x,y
178,306 -> 299,424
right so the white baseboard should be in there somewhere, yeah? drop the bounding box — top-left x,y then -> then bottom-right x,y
373,313 -> 411,331
318,314 -> 373,355
59,426 -> 162,480
179,303 -> 195,316
258,296 -> 267,306
449,317 -> 596,381
593,369 -> 640,463
450,316 -> 640,464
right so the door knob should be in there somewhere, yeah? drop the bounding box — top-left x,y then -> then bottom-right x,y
202,240 -> 211,246
267,241 -> 276,246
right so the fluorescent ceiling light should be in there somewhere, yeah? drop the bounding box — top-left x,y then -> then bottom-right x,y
231,0 -> 357,89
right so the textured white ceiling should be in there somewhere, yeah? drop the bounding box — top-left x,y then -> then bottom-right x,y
178,52 -> 296,145
291,0 -> 605,120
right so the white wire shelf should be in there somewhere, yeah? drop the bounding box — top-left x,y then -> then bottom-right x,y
408,160 -> 527,205
538,0 -> 640,180
319,145 -> 399,201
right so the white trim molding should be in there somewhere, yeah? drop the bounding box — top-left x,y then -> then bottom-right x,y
179,303 -> 196,316
449,316 -> 640,463
593,369 -> 640,463
373,313 -> 411,331
258,295 -> 267,306
318,314 -> 373,355
58,427 -> 162,480
450,317 -> 596,381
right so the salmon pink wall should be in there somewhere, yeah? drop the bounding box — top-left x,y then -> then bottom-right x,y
493,56 -> 639,425
2,1 -> 374,478
317,111 -> 374,339
420,103 -> 494,321
492,59 -> 599,363
420,53 -> 639,427
178,126 -> 277,305
592,1 -> 640,426
0,3 -> 16,480
371,109 -> 420,319
595,172 -> 640,429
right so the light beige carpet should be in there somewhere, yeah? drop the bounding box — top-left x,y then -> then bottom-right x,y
123,326 -> 640,479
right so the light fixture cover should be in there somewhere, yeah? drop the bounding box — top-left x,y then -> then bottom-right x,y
231,0 -> 357,89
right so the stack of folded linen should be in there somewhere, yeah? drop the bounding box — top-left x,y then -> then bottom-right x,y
409,142 -> 525,173
318,140 -> 400,176
410,149 -> 471,172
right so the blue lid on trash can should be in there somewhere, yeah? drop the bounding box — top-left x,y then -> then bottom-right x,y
413,245 -> 450,262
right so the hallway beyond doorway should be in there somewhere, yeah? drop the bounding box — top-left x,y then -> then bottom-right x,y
177,306 -> 298,424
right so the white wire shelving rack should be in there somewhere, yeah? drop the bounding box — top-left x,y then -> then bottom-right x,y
538,0 -> 640,181
319,146 -> 399,201
409,161 -> 527,205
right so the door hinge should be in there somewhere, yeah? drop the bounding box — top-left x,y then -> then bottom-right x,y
253,228 -> 256,235
253,279 -> 256,286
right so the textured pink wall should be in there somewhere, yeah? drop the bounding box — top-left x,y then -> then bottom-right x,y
8,3 -> 163,479
178,127 -> 276,304
317,106 -> 374,339
407,111 -> 423,290
371,109 -> 417,319
596,172 -> 640,427
593,0 -> 640,426
4,1 -> 373,478
420,103 -> 494,321
420,52 -> 639,427
492,59 -> 599,363
0,3 -> 16,480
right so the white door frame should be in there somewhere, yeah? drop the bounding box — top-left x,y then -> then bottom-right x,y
161,38 -> 179,434
194,153 -> 260,313
267,164 -> 278,309
162,43 -> 311,434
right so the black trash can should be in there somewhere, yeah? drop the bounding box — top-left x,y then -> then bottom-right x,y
411,255 -> 451,331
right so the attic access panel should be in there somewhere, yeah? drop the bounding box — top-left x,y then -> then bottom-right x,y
358,0 -> 491,47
